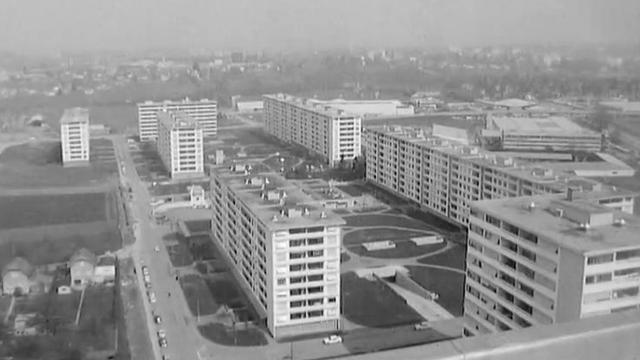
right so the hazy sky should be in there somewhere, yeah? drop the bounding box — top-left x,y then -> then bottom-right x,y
1,0 -> 639,53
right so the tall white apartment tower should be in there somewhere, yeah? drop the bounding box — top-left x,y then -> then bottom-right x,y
156,111 -> 204,179
137,98 -> 217,141
263,94 -> 362,166
464,192 -> 640,337
60,107 -> 90,167
210,161 -> 344,338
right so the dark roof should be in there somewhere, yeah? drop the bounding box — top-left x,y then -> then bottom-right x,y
2,257 -> 34,277
97,256 -> 116,267
70,248 -> 97,266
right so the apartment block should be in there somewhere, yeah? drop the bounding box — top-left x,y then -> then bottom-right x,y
263,94 -> 362,165
364,126 -> 634,226
483,116 -> 602,152
210,160 -> 344,338
60,107 -> 90,167
137,98 -> 217,141
464,192 -> 640,336
157,111 -> 204,179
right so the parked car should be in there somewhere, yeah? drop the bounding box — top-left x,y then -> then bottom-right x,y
154,245 -> 160,252
148,291 -> 157,303
322,335 -> 343,345
414,321 -> 430,330
142,266 -> 150,276
157,329 -> 166,339
154,315 -> 162,324
159,338 -> 168,348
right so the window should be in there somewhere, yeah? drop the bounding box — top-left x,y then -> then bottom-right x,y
587,254 -> 614,265
308,286 -> 323,294
585,273 -> 612,284
328,297 -> 336,303
616,249 -> 640,262
613,287 -> 639,299
277,278 -> 286,286
614,267 -> 640,278
308,274 -> 323,282
308,310 -> 323,318
290,300 -> 304,308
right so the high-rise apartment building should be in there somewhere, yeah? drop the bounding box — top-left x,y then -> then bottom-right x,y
60,107 -> 90,167
263,94 -> 362,166
210,159 -> 344,338
364,126 -> 634,226
137,98 -> 217,141
464,192 -> 640,336
156,111 -> 204,179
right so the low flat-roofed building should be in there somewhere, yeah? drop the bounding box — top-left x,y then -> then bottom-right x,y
485,116 -> 602,152
157,110 -> 204,179
465,191 -> 640,336
210,156 -> 345,338
308,98 -> 415,118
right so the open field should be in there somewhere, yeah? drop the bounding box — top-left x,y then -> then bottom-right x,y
342,214 -> 435,231
0,140 -> 117,188
0,192 -> 114,229
342,272 -> 423,328
199,323 -> 268,346
418,243 -> 467,270
407,266 -> 465,317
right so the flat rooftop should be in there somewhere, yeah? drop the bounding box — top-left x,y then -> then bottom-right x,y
488,116 -> 597,135
472,193 -> 640,253
157,110 -> 200,129
263,93 -> 360,119
209,157 -> 345,231
138,98 -> 216,106
366,126 -> 600,190
60,107 -> 89,124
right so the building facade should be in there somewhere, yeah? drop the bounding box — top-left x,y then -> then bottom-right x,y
157,111 -> 204,179
210,159 -> 344,338
464,192 -> 640,336
483,116 -> 602,152
137,98 -> 217,141
364,126 -> 634,226
60,107 -> 90,167
263,94 -> 362,165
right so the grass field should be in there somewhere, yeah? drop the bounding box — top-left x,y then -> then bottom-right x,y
418,243 -> 467,270
180,274 -> 220,316
342,272 -> 423,328
199,323 -> 268,346
184,220 -> 212,234
0,192 -> 112,229
337,184 -> 368,197
406,266 -> 465,317
0,140 -> 117,188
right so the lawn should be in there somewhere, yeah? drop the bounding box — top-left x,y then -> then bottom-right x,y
204,276 -> 241,305
0,192 -> 111,229
343,228 -> 436,246
0,141 -> 117,188
198,323 -> 268,346
337,184 -> 368,197
164,237 -> 194,267
406,265 -> 466,317
418,242 -> 467,270
180,274 -> 220,316
342,325 -> 458,355
343,228 -> 447,259
342,214 -> 435,231
347,240 -> 447,259
184,220 -> 212,235
342,272 -> 423,328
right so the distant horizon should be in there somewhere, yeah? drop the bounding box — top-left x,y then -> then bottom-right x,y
1,0 -> 640,56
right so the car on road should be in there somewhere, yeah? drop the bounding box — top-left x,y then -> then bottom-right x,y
142,266 -> 149,276
414,321 -> 431,331
148,291 -> 157,303
159,338 -> 168,348
157,329 -> 166,339
154,315 -> 162,324
154,245 -> 160,252
322,335 -> 343,345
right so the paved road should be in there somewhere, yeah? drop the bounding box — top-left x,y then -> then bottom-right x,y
112,136 -> 205,360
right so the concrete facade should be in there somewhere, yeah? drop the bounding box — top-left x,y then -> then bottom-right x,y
60,107 -> 90,167
364,126 -> 634,226
263,94 -> 362,166
210,158 -> 344,338
465,193 -> 640,336
137,98 -> 217,141
157,111 -> 204,179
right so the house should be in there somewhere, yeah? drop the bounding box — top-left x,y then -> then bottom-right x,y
94,255 -> 116,285
2,257 -> 34,296
69,248 -> 97,290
